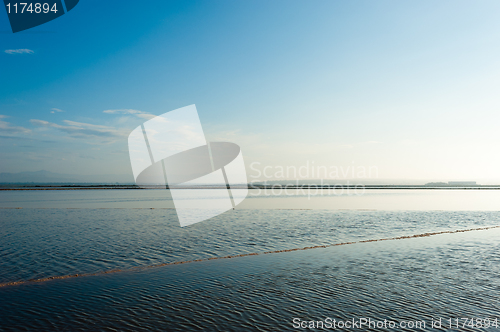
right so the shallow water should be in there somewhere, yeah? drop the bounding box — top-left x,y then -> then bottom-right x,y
1,208 -> 500,284
3,188 -> 500,210
1,226 -> 500,331
1,190 -> 500,330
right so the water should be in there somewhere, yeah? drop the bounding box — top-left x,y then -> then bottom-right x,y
1,189 -> 500,330
1,208 -> 500,284
3,188 -> 500,210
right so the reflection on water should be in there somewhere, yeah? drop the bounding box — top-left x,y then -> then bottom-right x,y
2,188 -> 500,210
1,226 -> 499,331
242,189 -> 500,211
1,190 -> 500,331
1,208 -> 500,284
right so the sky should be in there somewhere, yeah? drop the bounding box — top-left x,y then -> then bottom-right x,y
1,0 -> 500,183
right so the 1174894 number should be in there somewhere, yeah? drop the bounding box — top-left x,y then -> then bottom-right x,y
5,3 -> 58,14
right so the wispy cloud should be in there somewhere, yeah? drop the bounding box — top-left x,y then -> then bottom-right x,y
0,115 -> 31,134
4,49 -> 34,55
30,119 -> 125,142
103,109 -> 155,120
50,108 -> 65,114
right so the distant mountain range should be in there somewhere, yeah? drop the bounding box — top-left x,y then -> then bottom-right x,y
0,170 -> 134,184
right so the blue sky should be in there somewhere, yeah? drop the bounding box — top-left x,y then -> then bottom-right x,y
2,0 -> 500,182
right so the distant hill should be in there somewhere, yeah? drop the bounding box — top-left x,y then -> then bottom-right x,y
0,170 -> 134,184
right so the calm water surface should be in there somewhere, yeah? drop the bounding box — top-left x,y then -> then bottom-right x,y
1,190 -> 500,331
